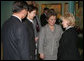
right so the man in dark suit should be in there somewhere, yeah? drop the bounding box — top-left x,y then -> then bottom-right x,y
1,1 -> 30,60
23,5 -> 37,60
40,7 -> 49,27
23,19 -> 36,60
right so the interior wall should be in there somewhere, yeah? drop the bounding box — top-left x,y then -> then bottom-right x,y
35,1 -> 69,17
1,1 -> 14,27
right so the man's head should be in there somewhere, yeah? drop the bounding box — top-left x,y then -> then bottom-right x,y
27,5 -> 38,20
43,7 -> 49,14
12,1 -> 28,19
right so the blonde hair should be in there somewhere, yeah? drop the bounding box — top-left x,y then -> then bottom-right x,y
60,12 -> 76,26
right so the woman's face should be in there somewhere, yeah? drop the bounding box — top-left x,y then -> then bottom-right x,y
28,10 -> 36,20
48,16 -> 56,26
62,18 -> 69,28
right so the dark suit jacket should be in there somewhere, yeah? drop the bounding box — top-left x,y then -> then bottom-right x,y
1,16 -> 30,60
40,13 -> 48,27
58,27 -> 80,60
23,18 -> 36,60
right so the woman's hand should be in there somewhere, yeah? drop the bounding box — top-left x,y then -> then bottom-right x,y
40,53 -> 45,59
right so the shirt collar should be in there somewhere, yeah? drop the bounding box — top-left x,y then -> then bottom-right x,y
66,26 -> 73,30
12,15 -> 22,22
27,18 -> 34,24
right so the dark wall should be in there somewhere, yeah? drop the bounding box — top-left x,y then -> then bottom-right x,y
1,1 -> 14,27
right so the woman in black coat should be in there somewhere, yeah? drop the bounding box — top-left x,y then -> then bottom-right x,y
57,13 -> 80,60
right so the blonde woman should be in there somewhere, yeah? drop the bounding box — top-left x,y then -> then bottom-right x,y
38,9 -> 63,60
57,13 -> 80,60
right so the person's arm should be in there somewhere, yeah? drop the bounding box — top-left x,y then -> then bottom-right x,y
36,15 -> 42,29
16,25 -> 30,60
38,27 -> 45,59
57,25 -> 64,48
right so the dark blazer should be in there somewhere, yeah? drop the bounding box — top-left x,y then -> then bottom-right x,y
1,16 -> 30,60
57,27 -> 80,60
23,18 -> 36,60
40,13 -> 48,27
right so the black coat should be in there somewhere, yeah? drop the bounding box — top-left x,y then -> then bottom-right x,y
23,18 -> 36,60
40,13 -> 48,27
1,16 -> 30,60
57,27 -> 80,60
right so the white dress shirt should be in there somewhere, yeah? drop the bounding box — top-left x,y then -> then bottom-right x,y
12,15 -> 22,22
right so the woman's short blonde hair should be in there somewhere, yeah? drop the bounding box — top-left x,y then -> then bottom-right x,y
60,12 -> 76,26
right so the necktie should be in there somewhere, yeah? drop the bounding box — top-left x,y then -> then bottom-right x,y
35,17 -> 40,32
